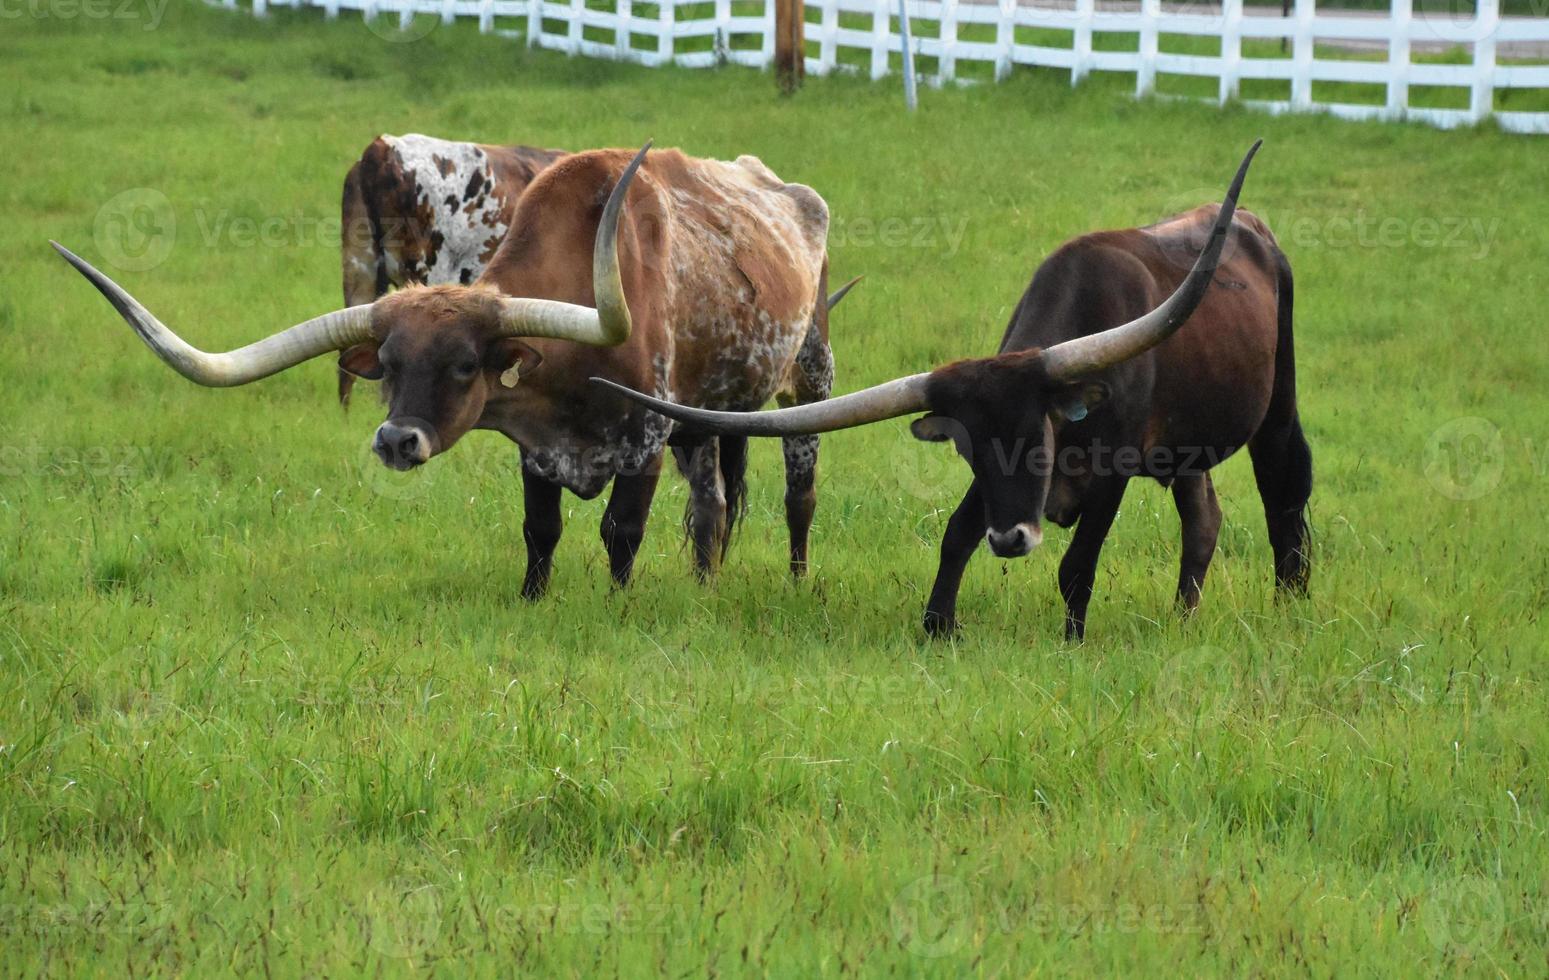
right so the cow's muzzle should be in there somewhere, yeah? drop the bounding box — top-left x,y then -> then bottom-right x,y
373,420 -> 434,471
987,523 -> 1042,559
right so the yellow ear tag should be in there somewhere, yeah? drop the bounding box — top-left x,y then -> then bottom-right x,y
500,365 -> 521,388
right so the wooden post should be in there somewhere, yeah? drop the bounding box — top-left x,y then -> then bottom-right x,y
775,0 -> 805,94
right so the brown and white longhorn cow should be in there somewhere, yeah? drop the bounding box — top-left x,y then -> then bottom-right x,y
55,143 -> 855,594
338,134 -> 565,405
594,142 -> 1313,640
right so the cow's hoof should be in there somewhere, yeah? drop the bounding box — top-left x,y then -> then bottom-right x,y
922,610 -> 958,639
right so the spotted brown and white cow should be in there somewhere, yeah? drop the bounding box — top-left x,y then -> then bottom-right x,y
338,134 -> 565,405
56,143 -> 855,594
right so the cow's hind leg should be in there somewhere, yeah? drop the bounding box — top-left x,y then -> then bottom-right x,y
520,459 -> 564,601
672,439 -> 728,580
1248,414 -> 1313,595
781,324 -> 835,577
923,482 -> 987,638
1172,472 -> 1223,614
601,458 -> 663,588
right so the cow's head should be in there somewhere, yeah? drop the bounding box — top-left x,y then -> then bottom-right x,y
906,350 -> 1110,556
588,141 -> 1259,559
335,286 -> 551,470
53,143 -> 649,470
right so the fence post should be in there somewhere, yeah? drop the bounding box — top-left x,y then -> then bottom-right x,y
568,0 -> 583,53
994,0 -> 1013,82
617,0 -> 633,59
527,0 -> 540,47
775,0 -> 804,91
253,0 -> 267,16
820,0 -> 838,75
1219,0 -> 1241,103
1072,0 -> 1093,86
898,0 -> 918,106
324,0 -> 339,21
1387,0 -> 1410,118
716,0 -> 732,64
1290,0 -> 1313,110
658,0 -> 674,65
399,0 -> 413,34
759,0 -> 773,66
871,0 -> 889,79
1470,0 -> 1498,122
939,0 -> 958,84
1137,0 -> 1159,97
442,0 -> 455,26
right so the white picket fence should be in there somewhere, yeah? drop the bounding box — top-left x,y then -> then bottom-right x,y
232,0 -> 1549,133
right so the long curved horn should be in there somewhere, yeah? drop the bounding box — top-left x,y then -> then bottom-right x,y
52,241 -> 374,387
827,275 -> 862,310
494,141 -> 650,345
589,374 -> 931,437
1040,140 -> 1262,383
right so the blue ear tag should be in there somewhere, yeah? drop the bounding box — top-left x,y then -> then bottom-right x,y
1063,402 -> 1088,422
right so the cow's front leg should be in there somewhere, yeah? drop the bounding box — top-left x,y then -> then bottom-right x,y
600,457 -> 663,588
520,460 -> 564,601
1057,476 -> 1128,642
923,481 -> 986,638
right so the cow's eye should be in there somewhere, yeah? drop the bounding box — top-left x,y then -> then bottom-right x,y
455,361 -> 478,380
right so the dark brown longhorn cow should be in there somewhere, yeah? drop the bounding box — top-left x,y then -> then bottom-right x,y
593,142 -> 1313,640
338,134 -> 566,406
54,143 -> 857,594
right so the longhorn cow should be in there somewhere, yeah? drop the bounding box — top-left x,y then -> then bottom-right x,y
593,142 -> 1313,639
56,143 -> 857,594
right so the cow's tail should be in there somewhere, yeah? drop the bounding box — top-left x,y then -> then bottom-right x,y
718,435 -> 750,563
1248,245 -> 1313,593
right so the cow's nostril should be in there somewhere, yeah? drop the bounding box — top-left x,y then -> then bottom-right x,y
398,432 -> 419,454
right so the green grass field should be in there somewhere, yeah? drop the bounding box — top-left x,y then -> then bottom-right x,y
4,1 -> 1548,974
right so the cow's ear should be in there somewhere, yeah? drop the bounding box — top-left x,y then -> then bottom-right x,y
338,343 -> 384,381
1050,382 -> 1109,423
910,414 -> 956,443
911,414 -> 971,456
489,338 -> 543,387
